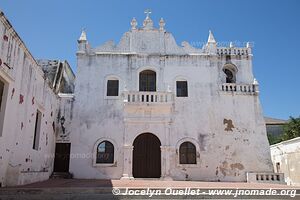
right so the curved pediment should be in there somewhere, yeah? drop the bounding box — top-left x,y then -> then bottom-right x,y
93,29 -> 204,55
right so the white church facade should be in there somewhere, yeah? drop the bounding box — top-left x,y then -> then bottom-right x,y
0,10 -> 284,186
69,12 -> 274,182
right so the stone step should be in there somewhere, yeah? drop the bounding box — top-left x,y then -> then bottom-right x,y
50,172 -> 73,179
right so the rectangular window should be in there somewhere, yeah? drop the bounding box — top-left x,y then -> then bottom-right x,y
107,80 -> 119,96
0,79 -> 6,137
0,80 -> 4,113
276,162 -> 280,173
176,81 -> 188,97
33,110 -> 42,150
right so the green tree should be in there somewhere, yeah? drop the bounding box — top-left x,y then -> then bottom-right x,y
267,133 -> 282,145
281,116 -> 300,141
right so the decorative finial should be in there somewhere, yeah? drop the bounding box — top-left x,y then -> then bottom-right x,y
229,42 -> 234,48
159,18 -> 165,31
167,84 -> 171,92
131,17 -> 137,30
246,42 -> 251,48
78,28 -> 87,42
144,9 -> 152,18
143,9 -> 154,30
207,30 -> 216,43
253,78 -> 259,85
205,30 -> 217,54
77,28 -> 88,51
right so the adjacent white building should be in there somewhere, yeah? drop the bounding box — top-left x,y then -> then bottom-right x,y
68,12 -> 275,182
0,11 -> 74,186
270,137 -> 300,186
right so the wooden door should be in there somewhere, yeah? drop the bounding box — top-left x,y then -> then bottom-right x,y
53,143 -> 71,172
133,133 -> 161,178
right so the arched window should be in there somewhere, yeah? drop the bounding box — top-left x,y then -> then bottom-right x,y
139,70 -> 156,91
179,142 -> 196,164
223,64 -> 237,83
224,69 -> 235,83
96,141 -> 114,163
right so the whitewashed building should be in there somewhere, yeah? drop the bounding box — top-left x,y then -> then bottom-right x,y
270,137 -> 300,186
0,11 -> 74,186
68,12 -> 275,182
0,10 -> 283,186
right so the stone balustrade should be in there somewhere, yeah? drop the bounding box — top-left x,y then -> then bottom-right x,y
247,172 -> 285,184
221,83 -> 258,94
123,91 -> 174,104
217,47 -> 250,56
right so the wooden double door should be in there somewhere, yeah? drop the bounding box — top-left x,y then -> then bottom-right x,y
133,133 -> 161,178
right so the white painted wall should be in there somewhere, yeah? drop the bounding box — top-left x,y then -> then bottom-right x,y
0,12 -> 273,185
0,12 -> 59,186
69,16 -> 273,182
270,137 -> 300,186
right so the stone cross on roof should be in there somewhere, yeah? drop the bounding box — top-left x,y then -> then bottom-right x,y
144,9 -> 152,18
143,9 -> 153,30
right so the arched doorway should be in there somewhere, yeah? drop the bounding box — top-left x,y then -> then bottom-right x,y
223,64 -> 237,83
139,70 -> 156,91
133,133 -> 161,178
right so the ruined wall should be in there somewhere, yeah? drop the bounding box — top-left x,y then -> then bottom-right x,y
270,137 -> 300,186
70,20 -> 273,181
0,12 -> 59,186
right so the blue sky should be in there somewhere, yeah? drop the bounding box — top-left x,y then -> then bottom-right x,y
1,0 -> 300,119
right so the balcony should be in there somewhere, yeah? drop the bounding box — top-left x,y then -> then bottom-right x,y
221,83 -> 259,95
123,91 -> 174,104
122,91 -> 174,121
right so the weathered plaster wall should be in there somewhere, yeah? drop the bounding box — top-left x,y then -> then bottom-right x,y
70,16 -> 273,181
0,12 -> 59,186
56,94 -> 74,142
270,137 -> 300,186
